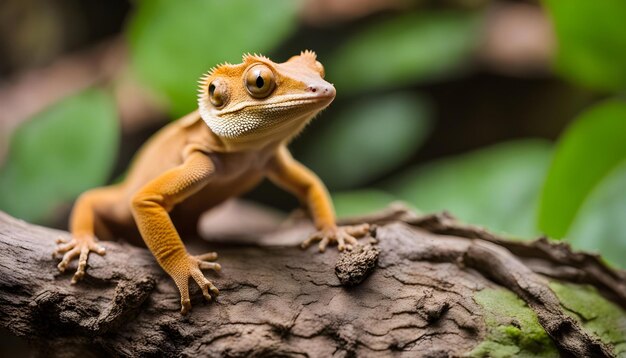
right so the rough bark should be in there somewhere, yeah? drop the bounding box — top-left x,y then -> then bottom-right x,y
0,204 -> 624,357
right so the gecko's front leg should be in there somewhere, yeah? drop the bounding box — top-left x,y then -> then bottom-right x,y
267,146 -> 370,252
131,150 -> 221,314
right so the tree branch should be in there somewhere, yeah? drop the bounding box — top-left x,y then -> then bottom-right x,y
0,206 -> 623,357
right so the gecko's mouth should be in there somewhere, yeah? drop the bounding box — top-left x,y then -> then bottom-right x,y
216,94 -> 334,116
271,95 -> 334,108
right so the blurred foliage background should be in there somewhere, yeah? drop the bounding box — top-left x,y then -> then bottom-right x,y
0,0 -> 625,269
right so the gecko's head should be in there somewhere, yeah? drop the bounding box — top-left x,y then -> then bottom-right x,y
198,51 -> 335,147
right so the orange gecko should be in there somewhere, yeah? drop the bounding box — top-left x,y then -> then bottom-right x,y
54,51 -> 370,314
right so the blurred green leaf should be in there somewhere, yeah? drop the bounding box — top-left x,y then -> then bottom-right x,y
301,92 -> 432,190
538,100 -> 626,238
567,162 -> 626,269
332,189 -> 397,218
0,89 -> 119,224
128,0 -> 299,116
390,140 -> 552,237
327,11 -> 482,94
543,0 -> 626,91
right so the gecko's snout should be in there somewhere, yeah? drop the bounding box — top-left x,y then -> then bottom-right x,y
306,83 -> 336,99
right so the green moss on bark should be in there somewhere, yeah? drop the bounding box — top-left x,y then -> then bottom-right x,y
549,281 -> 626,356
468,288 -> 559,358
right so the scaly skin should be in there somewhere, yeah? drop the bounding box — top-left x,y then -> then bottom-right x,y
54,51 -> 370,314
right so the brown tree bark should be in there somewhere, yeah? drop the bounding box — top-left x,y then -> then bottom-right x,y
0,204 -> 624,357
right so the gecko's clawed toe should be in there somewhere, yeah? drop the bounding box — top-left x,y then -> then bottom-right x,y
318,237 -> 330,252
199,261 -> 221,271
199,279 -> 220,301
181,299 -> 192,315
194,252 -> 221,272
55,236 -> 69,245
194,276 -> 217,302
58,247 -> 80,272
345,223 -> 371,236
195,252 -> 218,262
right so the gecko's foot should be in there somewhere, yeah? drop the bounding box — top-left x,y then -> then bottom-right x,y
301,224 -> 371,253
53,235 -> 106,283
176,252 -> 221,315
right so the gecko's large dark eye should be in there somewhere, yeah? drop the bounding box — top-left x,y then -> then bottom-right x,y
244,64 -> 275,98
208,79 -> 228,108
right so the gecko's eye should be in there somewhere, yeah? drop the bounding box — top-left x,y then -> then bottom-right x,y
244,64 -> 275,98
208,79 -> 228,108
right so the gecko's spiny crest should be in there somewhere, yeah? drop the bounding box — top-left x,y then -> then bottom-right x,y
197,51 -> 334,143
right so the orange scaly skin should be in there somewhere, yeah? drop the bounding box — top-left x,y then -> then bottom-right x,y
54,51 -> 370,314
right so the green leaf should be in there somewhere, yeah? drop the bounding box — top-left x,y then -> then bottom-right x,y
327,11 -> 482,94
538,100 -> 626,238
542,0 -> 626,91
300,92 -> 432,190
127,0 -> 299,116
0,89 -> 119,224
332,189 -> 397,218
566,162 -> 626,269
390,140 -> 552,238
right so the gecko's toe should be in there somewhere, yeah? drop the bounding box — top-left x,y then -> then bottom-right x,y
190,265 -> 220,305
318,237 -> 330,252
195,252 -> 218,261
90,242 -> 106,255
194,252 -> 221,272
54,241 -> 76,258
199,262 -> 221,271
301,233 -> 320,249
346,223 -> 370,236
70,246 -> 91,283
58,247 -> 80,272
181,299 -> 192,315
56,236 -> 69,245
199,280 -> 219,301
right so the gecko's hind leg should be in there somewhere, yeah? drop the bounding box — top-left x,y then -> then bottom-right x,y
58,184 -> 129,283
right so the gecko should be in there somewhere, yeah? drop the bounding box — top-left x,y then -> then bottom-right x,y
53,51 -> 370,314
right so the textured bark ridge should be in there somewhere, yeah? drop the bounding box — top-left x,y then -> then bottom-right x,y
0,204 -> 625,357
